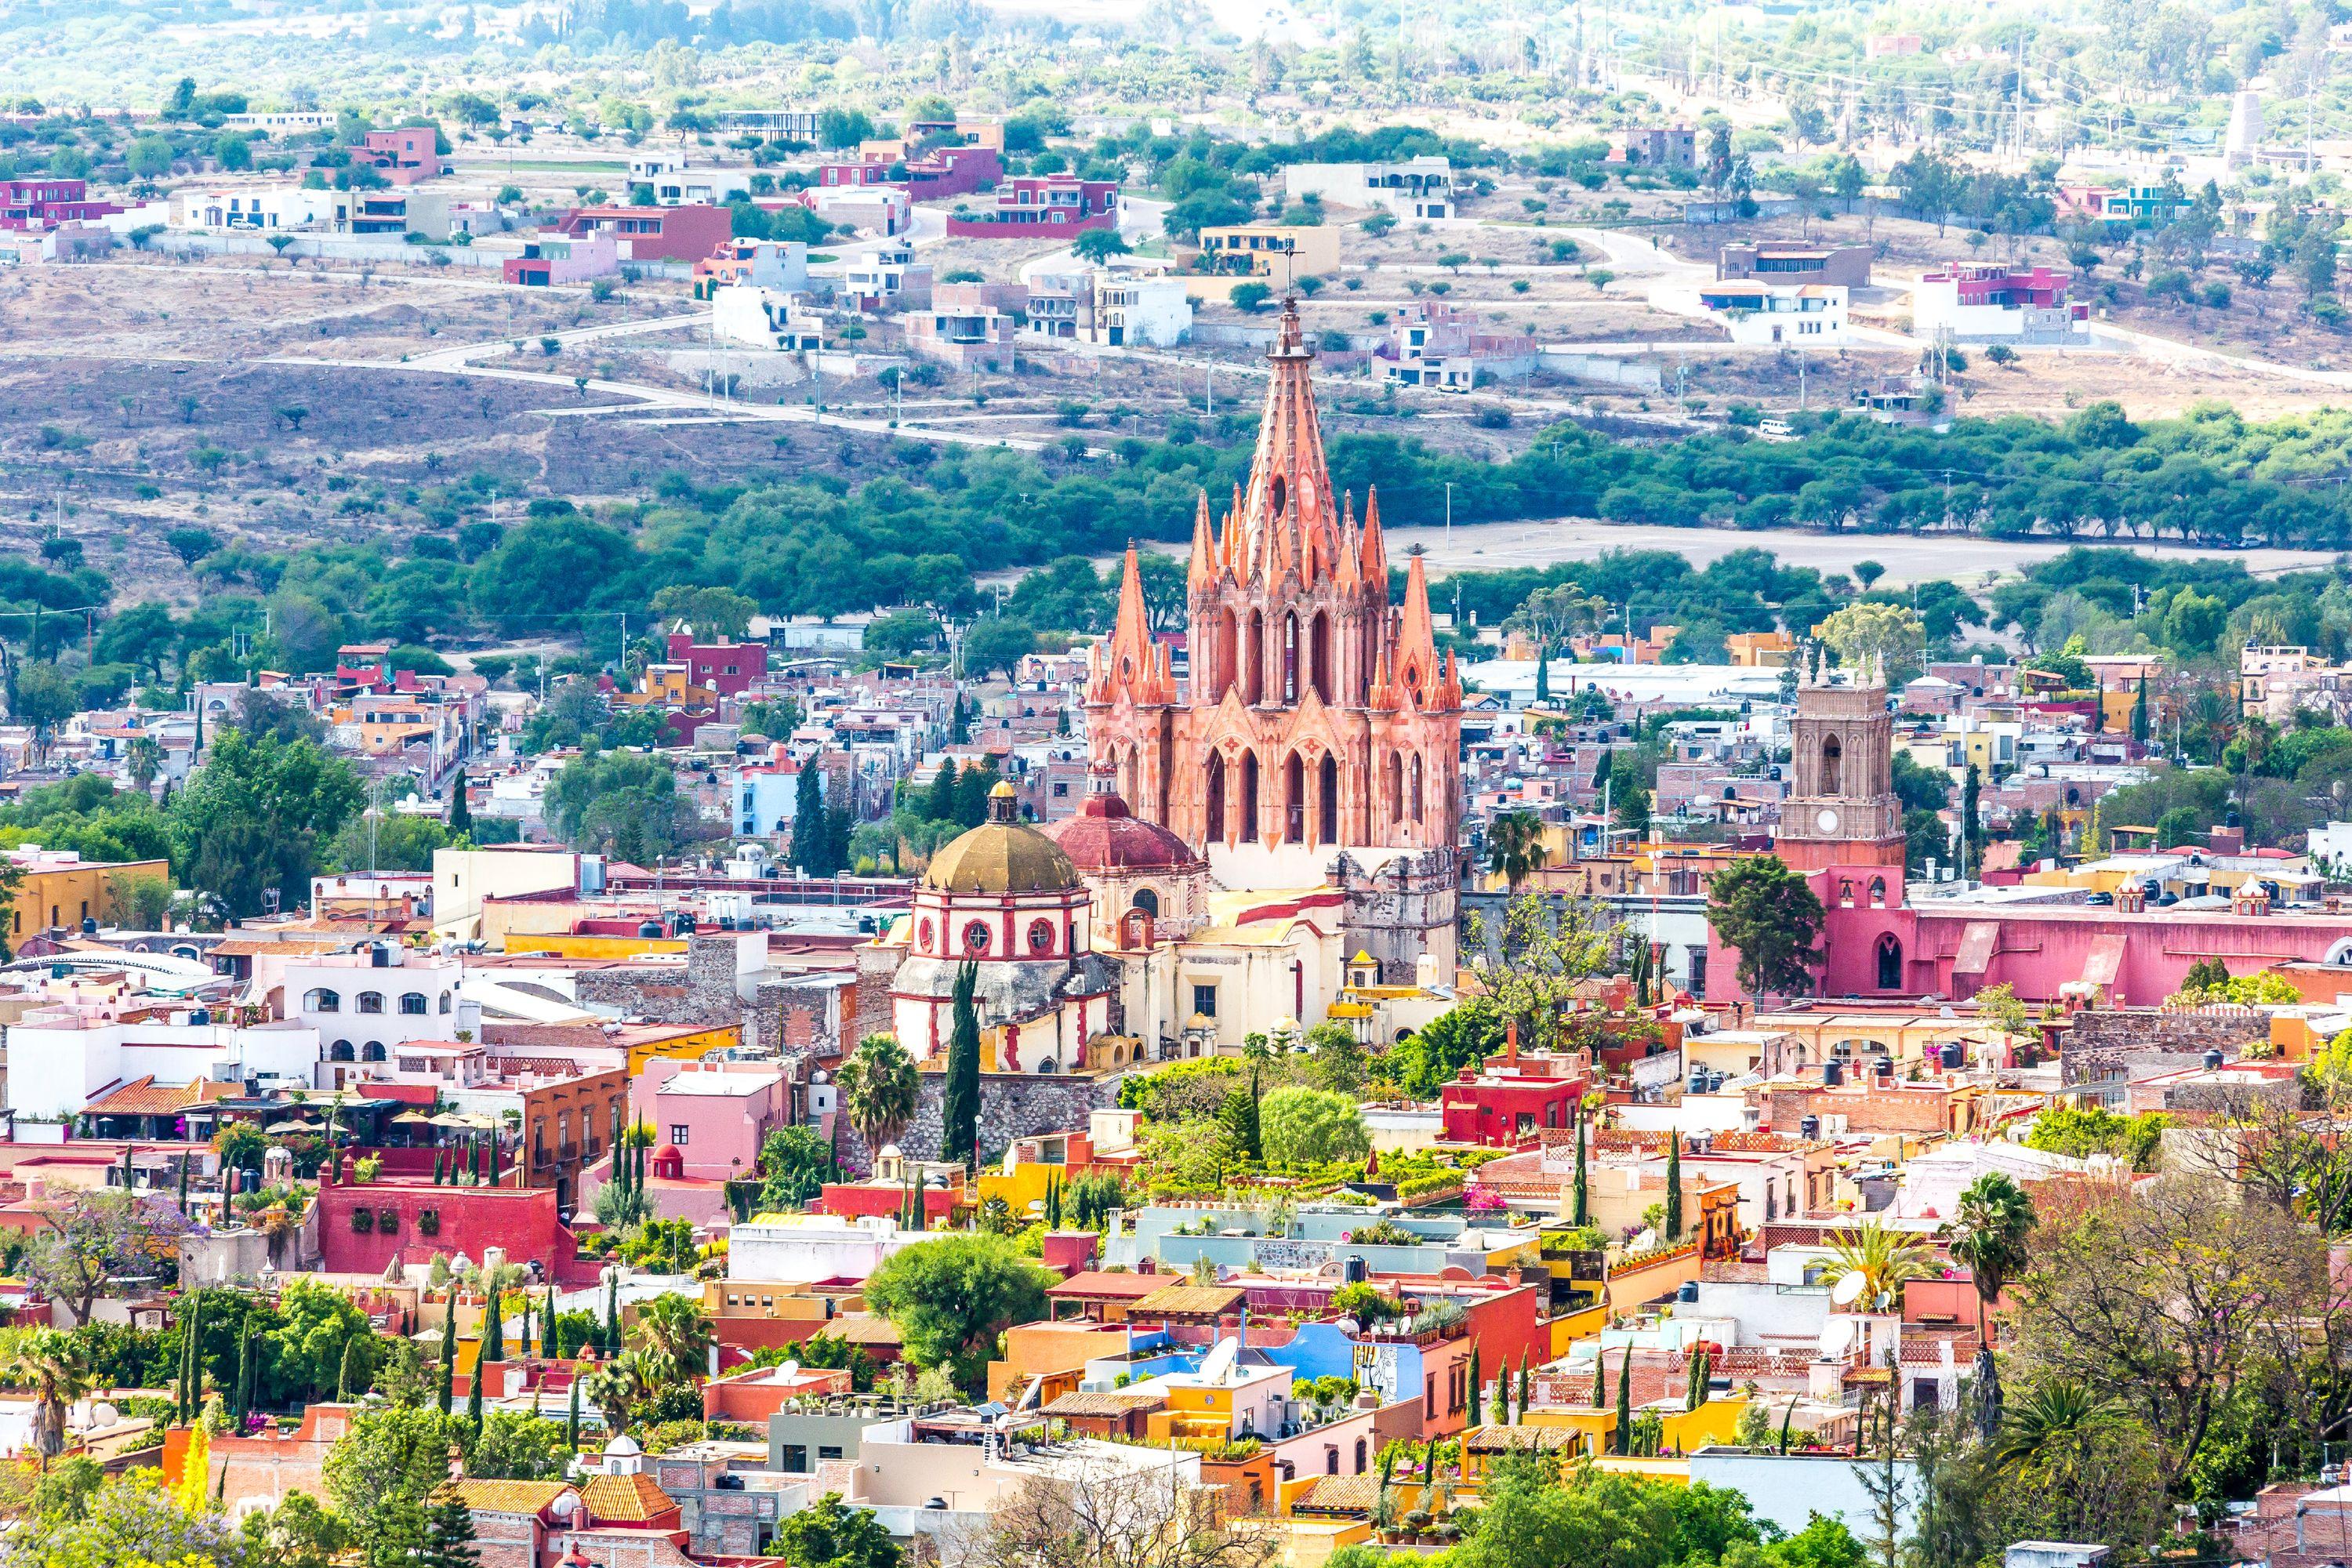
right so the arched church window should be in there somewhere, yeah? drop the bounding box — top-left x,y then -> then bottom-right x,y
1876,934 -> 1904,990
1028,919 -> 1055,954
1821,733 -> 1843,795
1271,476 -> 1287,517
1132,888 -> 1160,917
963,921 -> 992,954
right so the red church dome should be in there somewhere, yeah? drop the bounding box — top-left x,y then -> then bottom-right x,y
1041,786 -> 1204,874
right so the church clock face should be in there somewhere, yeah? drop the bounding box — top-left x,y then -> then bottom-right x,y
1815,808 -> 1841,835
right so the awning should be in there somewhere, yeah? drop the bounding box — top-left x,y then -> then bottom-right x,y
1952,922 -> 2001,976
2080,933 -> 2129,990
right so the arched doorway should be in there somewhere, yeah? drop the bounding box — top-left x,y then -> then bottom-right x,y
1205,758 -> 1226,842
1240,753 -> 1259,840
1284,753 -> 1305,844
1876,934 -> 1904,990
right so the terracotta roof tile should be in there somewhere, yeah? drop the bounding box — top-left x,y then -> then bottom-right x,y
581,1472 -> 676,1523
437,1479 -> 575,1516
1041,1390 -> 1166,1418
1131,1284 -> 1246,1317
82,1076 -> 243,1116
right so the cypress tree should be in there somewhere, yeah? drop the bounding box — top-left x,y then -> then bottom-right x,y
543,1287 -> 558,1359
1664,1138 -> 1683,1240
448,768 -> 471,832
922,760 -> 960,823
1218,1076 -> 1262,1163
1494,1355 -> 1509,1425
1468,1345 -> 1483,1427
604,1275 -> 621,1356
464,1348 -> 485,1429
437,1312 -> 456,1417
2132,673 -> 2151,745
1534,641 -> 1551,706
232,1326 -> 255,1425
791,762 -> 829,876
1590,1352 -> 1605,1410
941,961 -> 982,1174
565,1377 -> 581,1452
432,1148 -> 445,1185
1613,1348 -> 1633,1455
337,1334 -> 365,1403
1571,1120 -> 1589,1226
480,1288 -> 504,1366
1517,1355 -> 1532,1425
178,1298 -> 202,1423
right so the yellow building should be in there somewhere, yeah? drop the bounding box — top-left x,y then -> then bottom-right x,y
6,853 -> 173,941
1724,631 -> 1795,669
1193,223 -> 1342,291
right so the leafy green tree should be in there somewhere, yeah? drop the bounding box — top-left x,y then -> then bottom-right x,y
546,748 -> 699,863
324,1406 -> 468,1566
757,1124 -> 836,1211
170,728 -> 363,917
1392,1000 -> 1505,1099
769,1491 -> 902,1568
961,615 -> 1036,678
467,1409 -> 571,1479
267,1278 -> 375,1406
1706,855 -> 1824,998
862,1232 -> 1051,1394
1258,1087 -> 1370,1169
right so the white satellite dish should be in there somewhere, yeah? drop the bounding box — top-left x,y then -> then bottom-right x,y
1197,1338 -> 1240,1385
779,1360 -> 800,1379
1819,1316 -> 1857,1357
1830,1271 -> 1867,1308
91,1401 -> 120,1428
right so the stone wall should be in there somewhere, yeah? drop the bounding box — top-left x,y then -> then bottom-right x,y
2061,1007 -> 2268,1090
833,1069 -> 1105,1177
1338,846 -> 1458,980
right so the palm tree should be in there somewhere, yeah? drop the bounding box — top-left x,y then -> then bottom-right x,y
1484,811 -> 1549,894
126,735 -> 163,793
23,1328 -> 93,1458
581,1351 -> 650,1434
1988,1378 -> 2119,1475
1820,1220 -> 1933,1312
837,1033 -> 919,1156
1947,1173 -> 2036,1340
632,1292 -> 715,1385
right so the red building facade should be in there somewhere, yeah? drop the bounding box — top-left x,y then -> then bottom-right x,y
664,633 -> 770,699
556,204 -> 734,263
0,179 -> 122,230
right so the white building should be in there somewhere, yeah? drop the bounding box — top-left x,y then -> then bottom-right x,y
1025,268 -> 1192,348
712,285 -> 826,353
281,945 -> 472,1084
171,186 -> 335,232
802,185 -> 909,238
627,154 -> 753,206
1911,264 -> 2086,343
6,1012 -> 321,1121
1280,158 -> 1456,220
727,1211 -> 934,1279
1697,282 -> 1847,345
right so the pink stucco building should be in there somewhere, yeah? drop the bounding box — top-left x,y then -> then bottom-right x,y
1708,669 -> 2352,1007
635,1060 -> 790,1181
